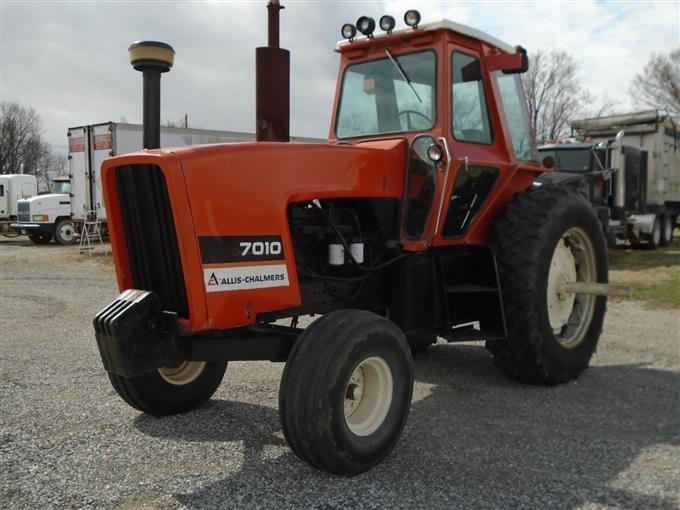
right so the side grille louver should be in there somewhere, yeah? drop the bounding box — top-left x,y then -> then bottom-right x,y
115,164 -> 189,318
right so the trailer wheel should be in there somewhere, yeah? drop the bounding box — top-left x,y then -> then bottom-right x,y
108,361 -> 227,416
28,233 -> 52,244
279,310 -> 413,476
659,215 -> 674,247
53,219 -> 76,245
487,186 -> 608,385
647,215 -> 662,250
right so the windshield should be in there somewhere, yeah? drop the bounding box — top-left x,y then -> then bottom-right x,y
51,180 -> 71,194
336,50 -> 436,138
540,149 -> 593,172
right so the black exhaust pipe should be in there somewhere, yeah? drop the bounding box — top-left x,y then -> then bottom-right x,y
128,41 -> 175,149
256,1 -> 290,142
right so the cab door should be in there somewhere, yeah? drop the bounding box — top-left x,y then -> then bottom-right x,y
434,43 -> 508,245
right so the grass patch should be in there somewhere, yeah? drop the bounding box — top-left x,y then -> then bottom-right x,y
608,235 -> 680,308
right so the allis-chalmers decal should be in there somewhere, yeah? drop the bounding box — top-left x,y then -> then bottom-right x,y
200,235 -> 289,292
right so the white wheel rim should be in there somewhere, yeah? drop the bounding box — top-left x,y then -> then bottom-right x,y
344,356 -> 393,436
546,227 -> 597,349
158,361 -> 206,385
59,223 -> 74,242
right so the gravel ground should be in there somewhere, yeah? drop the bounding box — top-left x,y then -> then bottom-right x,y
1,238 -> 679,510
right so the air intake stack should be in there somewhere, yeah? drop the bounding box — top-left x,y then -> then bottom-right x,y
256,1 -> 290,142
128,41 -> 175,149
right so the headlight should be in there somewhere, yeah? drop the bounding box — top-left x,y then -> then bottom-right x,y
379,15 -> 395,33
341,23 -> 357,41
356,16 -> 376,37
33,215 -> 49,222
404,10 -> 421,28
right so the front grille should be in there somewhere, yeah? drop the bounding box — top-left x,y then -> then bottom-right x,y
17,202 -> 29,222
115,164 -> 189,318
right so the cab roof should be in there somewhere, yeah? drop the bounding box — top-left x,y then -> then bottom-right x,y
337,19 -> 516,54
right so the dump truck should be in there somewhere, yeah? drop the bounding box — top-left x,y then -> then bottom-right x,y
94,4 -> 624,475
0,173 -> 37,237
571,110 -> 680,248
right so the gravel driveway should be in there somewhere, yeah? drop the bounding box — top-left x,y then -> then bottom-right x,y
1,239 -> 679,509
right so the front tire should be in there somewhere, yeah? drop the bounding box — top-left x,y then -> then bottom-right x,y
279,310 -> 414,476
487,186 -> 608,385
108,361 -> 228,416
53,219 -> 76,245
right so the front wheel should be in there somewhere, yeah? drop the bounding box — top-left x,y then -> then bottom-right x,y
279,310 -> 414,476
53,219 -> 76,245
487,186 -> 608,385
108,361 -> 228,416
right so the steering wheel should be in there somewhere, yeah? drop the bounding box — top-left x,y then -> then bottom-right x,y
399,110 -> 432,129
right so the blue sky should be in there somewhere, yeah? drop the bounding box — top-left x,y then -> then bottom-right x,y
1,0 -> 678,153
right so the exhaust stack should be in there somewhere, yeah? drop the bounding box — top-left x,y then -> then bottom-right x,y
256,1 -> 290,142
128,41 -> 175,149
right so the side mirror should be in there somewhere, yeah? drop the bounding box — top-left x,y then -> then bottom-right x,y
542,156 -> 555,169
484,46 -> 528,74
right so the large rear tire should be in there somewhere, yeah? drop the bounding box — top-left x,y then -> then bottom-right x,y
486,186 -> 608,385
279,310 -> 413,476
108,361 -> 227,416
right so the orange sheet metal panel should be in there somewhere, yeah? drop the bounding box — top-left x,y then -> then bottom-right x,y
101,140 -> 406,332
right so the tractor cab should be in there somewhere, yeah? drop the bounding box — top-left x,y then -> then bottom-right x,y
330,15 -> 541,249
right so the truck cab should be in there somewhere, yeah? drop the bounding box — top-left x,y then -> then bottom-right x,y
12,177 -> 76,245
0,174 -> 37,235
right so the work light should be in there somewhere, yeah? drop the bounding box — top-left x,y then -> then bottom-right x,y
379,15 -> 395,33
404,10 -> 421,28
356,16 -> 376,37
341,23 -> 357,41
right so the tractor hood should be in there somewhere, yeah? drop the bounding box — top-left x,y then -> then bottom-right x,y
101,139 -> 406,331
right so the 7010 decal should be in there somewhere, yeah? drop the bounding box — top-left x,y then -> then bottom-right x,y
239,240 -> 282,257
199,235 -> 285,264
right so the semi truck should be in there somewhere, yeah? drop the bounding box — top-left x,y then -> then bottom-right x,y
569,110 -> 680,248
13,123 -> 300,244
0,174 -> 38,237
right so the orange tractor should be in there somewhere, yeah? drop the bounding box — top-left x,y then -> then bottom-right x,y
94,4 -> 613,475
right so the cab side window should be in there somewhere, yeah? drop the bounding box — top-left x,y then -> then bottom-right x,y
452,52 -> 493,144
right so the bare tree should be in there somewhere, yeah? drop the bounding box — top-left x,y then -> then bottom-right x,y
630,48 -> 680,119
1,102 -> 65,191
522,51 -> 592,143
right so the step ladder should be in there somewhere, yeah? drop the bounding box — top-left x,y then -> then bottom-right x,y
79,211 -> 104,256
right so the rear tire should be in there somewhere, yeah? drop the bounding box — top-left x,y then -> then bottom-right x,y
279,310 -> 413,475
659,214 -> 673,247
53,219 -> 76,245
486,186 -> 608,385
28,233 -> 52,244
108,361 -> 227,416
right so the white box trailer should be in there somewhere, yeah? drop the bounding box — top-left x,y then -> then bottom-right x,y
572,110 -> 680,247
0,174 -> 37,236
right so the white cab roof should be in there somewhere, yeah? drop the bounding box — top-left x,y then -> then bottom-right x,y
337,19 -> 516,54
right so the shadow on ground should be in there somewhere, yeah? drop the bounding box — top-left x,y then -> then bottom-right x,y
134,344 -> 680,509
